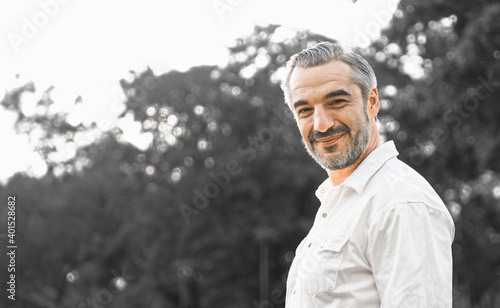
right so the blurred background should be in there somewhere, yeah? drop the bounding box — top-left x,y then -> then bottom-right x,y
0,0 -> 499,307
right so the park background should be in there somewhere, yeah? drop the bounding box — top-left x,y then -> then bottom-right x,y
1,0 -> 499,307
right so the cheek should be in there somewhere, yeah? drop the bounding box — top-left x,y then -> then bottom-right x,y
297,121 -> 311,143
352,113 -> 369,131
337,109 -> 364,131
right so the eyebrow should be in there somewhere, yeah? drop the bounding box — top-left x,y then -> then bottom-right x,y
323,89 -> 354,100
293,100 -> 309,110
293,89 -> 354,110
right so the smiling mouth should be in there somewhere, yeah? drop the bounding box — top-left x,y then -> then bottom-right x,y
314,133 -> 345,148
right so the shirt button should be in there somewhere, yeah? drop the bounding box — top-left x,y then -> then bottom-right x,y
322,213 -> 327,218
320,189 -> 325,193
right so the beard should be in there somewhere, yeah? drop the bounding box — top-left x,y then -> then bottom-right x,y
305,116 -> 371,171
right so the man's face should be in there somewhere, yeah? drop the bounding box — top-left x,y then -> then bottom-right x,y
289,61 -> 372,171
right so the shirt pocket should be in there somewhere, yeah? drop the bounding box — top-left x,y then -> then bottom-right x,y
298,233 -> 349,296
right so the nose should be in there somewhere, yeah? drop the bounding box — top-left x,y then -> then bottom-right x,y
313,106 -> 335,132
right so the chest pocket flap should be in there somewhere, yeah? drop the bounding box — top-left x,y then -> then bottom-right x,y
319,233 -> 349,251
300,233 -> 349,296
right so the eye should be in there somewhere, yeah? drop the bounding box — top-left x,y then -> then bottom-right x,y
297,107 -> 312,116
328,99 -> 347,107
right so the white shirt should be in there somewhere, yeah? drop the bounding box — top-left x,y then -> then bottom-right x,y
286,141 -> 455,308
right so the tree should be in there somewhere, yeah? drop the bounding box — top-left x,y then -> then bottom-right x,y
375,0 -> 500,305
1,2 -> 500,306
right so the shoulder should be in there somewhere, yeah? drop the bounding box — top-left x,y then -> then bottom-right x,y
363,157 -> 455,235
365,157 -> 444,209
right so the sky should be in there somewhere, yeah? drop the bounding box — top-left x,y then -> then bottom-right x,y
0,0 -> 400,184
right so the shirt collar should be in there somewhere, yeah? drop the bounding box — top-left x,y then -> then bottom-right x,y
315,140 -> 399,198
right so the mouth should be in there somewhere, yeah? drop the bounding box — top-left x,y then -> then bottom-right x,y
314,133 -> 345,148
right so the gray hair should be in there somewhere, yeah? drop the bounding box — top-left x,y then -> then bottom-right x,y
281,41 -> 377,107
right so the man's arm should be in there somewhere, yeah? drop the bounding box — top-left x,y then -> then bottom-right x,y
367,201 -> 455,308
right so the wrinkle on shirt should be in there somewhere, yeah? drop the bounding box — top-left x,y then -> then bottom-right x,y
286,141 -> 455,308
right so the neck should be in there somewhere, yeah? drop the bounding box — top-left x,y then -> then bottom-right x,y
327,123 -> 383,186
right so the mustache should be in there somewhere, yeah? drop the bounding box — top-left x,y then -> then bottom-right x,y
308,125 -> 350,144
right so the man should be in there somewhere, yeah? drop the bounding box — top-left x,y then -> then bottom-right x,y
281,41 -> 455,307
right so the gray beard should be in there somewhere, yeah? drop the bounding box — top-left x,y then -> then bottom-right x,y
305,121 -> 371,171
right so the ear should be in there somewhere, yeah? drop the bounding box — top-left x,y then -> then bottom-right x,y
367,87 -> 380,119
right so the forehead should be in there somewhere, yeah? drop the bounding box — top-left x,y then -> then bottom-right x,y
289,61 -> 356,99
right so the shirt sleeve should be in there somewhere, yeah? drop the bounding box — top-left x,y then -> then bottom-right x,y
366,201 -> 455,308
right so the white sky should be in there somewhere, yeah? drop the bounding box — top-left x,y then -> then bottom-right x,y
0,0 -> 400,183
